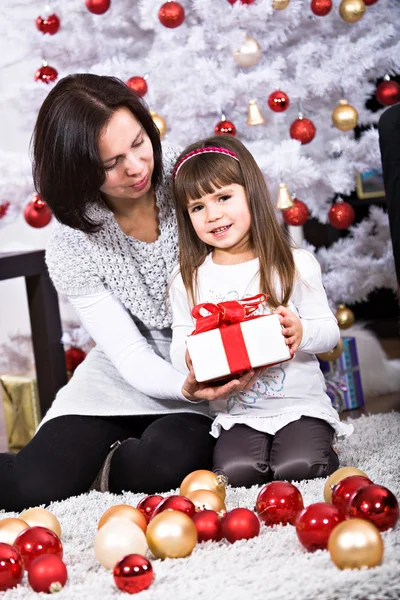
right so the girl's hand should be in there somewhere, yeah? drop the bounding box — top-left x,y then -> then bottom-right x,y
182,368 -> 257,403
274,305 -> 303,356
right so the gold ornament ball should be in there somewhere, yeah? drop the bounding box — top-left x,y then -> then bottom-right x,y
316,337 -> 344,362
332,100 -> 359,131
180,469 -> 228,501
98,504 -> 147,533
150,110 -> 167,139
339,0 -> 366,23
323,466 -> 369,503
0,518 -> 29,545
328,519 -> 384,570
336,304 -> 355,329
94,518 -> 148,570
233,35 -> 262,68
186,489 -> 227,513
146,510 -> 197,559
19,507 -> 62,539
272,0 -> 291,9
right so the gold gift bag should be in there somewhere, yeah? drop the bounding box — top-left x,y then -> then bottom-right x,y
0,375 -> 41,453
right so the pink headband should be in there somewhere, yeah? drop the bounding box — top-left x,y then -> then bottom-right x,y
173,146 -> 239,180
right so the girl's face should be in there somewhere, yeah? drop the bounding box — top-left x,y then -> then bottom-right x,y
187,183 -> 254,262
99,107 -> 154,206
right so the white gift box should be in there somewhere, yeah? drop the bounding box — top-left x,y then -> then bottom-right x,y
186,313 -> 292,383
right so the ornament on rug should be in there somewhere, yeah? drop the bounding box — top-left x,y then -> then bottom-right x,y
126,75 -> 148,97
268,90 -> 290,112
34,63 -> 58,84
233,35 -> 262,68
335,304 -> 355,329
146,511 -> 197,559
316,337 -> 344,362
310,0 -> 332,16
323,466 -> 370,503
328,519 -> 383,569
328,200 -> 355,229
19,508 -> 62,539
192,510 -> 223,542
339,0 -> 366,22
348,484 -> 399,531
376,76 -> 400,106
28,555 -> 68,593
151,495 -> 196,520
113,554 -> 154,594
332,99 -> 358,131
331,475 -> 374,516
35,13 -> 60,35
85,0 -> 111,15
0,519 -> 29,546
158,2 -> 185,28
227,0 -> 257,4
150,110 -> 167,139
272,0 -> 291,9
98,505 -> 147,533
215,116 -> 237,136
0,543 -> 24,591
65,347 -> 86,374
137,495 -> 164,523
256,481 -> 304,526
289,114 -> 316,144
276,183 -> 294,210
180,469 -> 228,500
295,503 -> 345,551
282,198 -> 309,226
14,526 -> 63,571
0,202 -> 10,219
94,519 -> 147,570
186,489 -> 227,513
221,508 -> 260,543
247,100 -> 265,125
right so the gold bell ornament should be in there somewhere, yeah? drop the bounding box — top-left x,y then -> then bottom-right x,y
323,465 -> 369,503
247,99 -> 266,126
233,35 -> 262,68
19,507 -> 62,539
328,519 -> 384,570
150,109 -> 167,139
339,0 -> 366,23
335,304 -> 355,329
146,510 -> 197,559
98,504 -> 147,533
0,518 -> 29,545
316,337 -> 344,362
332,100 -> 358,131
186,489 -> 227,513
272,0 -> 291,9
180,469 -> 228,501
276,183 -> 295,210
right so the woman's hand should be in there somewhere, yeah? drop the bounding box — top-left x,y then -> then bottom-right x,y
182,368 -> 258,403
274,305 -> 303,356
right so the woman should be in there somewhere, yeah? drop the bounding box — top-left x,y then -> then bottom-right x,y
0,74 -> 255,512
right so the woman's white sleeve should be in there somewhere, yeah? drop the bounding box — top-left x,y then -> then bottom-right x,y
293,251 -> 340,354
169,273 -> 194,375
68,290 -> 188,400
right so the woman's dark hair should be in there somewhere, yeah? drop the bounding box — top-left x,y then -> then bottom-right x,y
32,73 -> 163,233
173,135 -> 295,309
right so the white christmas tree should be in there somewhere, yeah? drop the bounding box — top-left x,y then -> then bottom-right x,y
1,0 -> 399,308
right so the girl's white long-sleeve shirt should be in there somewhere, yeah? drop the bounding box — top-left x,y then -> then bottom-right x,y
169,249 -> 354,439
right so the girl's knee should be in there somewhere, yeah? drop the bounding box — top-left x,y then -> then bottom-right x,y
214,456 -> 270,488
272,449 -> 339,482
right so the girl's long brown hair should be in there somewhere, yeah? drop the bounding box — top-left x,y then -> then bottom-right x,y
173,135 -> 295,308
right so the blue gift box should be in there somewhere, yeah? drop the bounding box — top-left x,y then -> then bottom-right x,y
319,336 -> 364,412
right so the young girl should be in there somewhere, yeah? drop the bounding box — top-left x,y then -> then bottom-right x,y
169,135 -> 353,488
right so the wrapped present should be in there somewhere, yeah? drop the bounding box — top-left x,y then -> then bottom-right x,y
319,336 -> 364,412
186,294 -> 292,383
0,374 -> 41,453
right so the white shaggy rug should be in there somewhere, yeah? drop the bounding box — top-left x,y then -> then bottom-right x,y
1,412 -> 400,600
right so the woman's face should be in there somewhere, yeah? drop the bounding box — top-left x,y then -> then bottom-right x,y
98,107 -> 154,205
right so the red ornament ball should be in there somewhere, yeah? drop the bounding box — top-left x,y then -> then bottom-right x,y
331,475 -> 373,516
221,508 -> 260,544
86,0 -> 111,15
268,90 -> 290,112
328,201 -> 355,229
23,195 -> 52,228
290,117 -> 316,144
65,347 -> 86,374
126,76 -> 148,98
151,495 -> 196,520
34,65 -> 58,84
296,502 -> 345,552
376,80 -> 400,106
227,0 -> 257,3
348,484 -> 399,532
364,0 -> 378,4
28,555 -> 67,594
192,510 -> 223,543
0,543 -> 24,592
0,201 -> 10,219
256,481 -> 304,526
282,199 -> 309,226
114,554 -> 154,594
36,14 -> 60,35
158,2 -> 185,28
137,495 -> 164,523
215,119 -> 237,136
14,526 -> 63,572
310,0 -> 332,16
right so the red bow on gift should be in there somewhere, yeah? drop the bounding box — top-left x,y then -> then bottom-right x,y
191,293 -> 267,334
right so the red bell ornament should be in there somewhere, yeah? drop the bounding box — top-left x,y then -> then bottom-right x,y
268,90 -> 290,112
221,508 -> 260,543
376,79 -> 400,106
328,200 -> 355,229
331,475 -> 373,516
126,76 -> 148,98
0,543 -> 24,592
150,495 -> 196,520
158,2 -> 185,28
113,554 -> 154,594
295,502 -> 345,552
256,481 -> 304,526
289,116 -> 316,144
282,199 -> 309,226
86,0 -> 111,15
14,526 -> 63,571
36,14 -> 60,35
34,64 -> 58,84
348,484 -> 399,532
23,194 -> 52,228
310,0 -> 332,15
215,119 -> 237,136
137,495 -> 164,523
28,555 -> 68,593
192,510 -> 223,543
